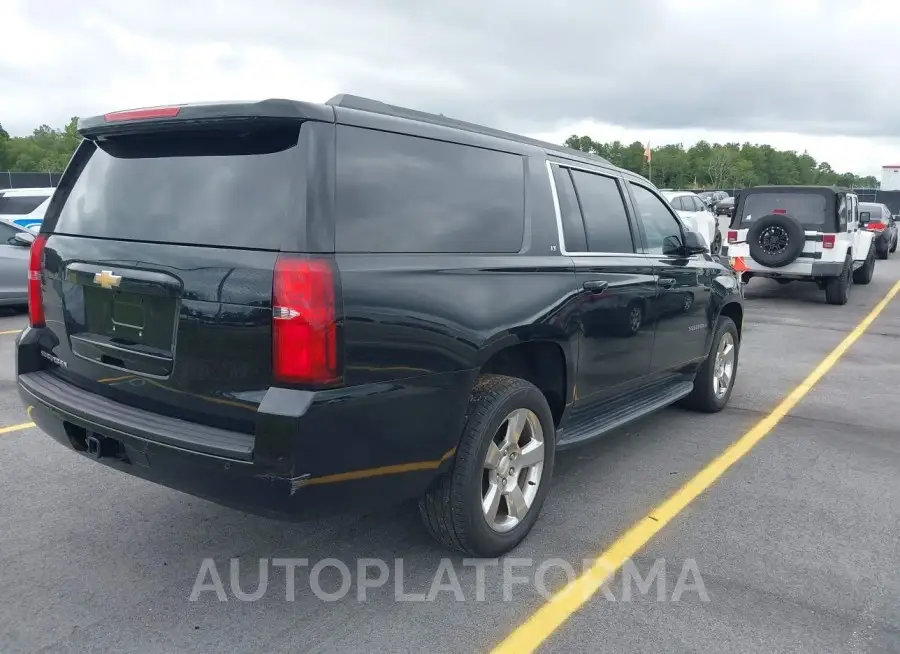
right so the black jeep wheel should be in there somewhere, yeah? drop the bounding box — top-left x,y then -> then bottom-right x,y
418,374 -> 556,557
824,254 -> 852,305
852,244 -> 875,285
746,214 -> 806,268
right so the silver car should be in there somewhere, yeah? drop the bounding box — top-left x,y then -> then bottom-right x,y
0,220 -> 36,306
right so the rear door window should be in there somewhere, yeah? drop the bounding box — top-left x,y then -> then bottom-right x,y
0,195 -> 49,215
335,126 -> 525,253
552,166 -> 588,252
569,170 -> 635,253
50,126 -> 302,250
739,193 -> 829,230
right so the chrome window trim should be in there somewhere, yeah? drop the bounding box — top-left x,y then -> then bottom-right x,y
545,159 -> 652,258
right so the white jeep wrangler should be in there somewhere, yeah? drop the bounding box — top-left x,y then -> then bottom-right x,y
723,186 -> 876,305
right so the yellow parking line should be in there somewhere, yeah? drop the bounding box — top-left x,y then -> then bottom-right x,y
0,421 -> 35,435
491,279 -> 900,654
0,329 -> 23,335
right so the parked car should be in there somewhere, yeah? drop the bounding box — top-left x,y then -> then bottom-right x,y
0,219 -> 37,307
715,196 -> 735,218
858,202 -> 898,259
0,187 -> 54,231
724,186 -> 876,305
663,190 -> 722,253
698,190 -> 728,209
17,95 -> 744,556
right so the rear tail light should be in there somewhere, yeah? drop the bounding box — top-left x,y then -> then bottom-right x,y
867,222 -> 886,232
772,209 -> 786,214
272,256 -> 339,385
104,106 -> 181,122
822,234 -> 835,249
727,230 -> 738,243
28,234 -> 48,327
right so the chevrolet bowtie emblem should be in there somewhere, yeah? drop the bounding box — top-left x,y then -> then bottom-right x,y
94,270 -> 122,289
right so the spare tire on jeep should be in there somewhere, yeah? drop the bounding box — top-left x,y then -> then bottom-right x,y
746,213 -> 806,268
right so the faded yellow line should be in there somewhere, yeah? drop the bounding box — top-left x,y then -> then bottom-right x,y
0,329 -> 23,335
492,279 -> 900,654
0,421 -> 35,434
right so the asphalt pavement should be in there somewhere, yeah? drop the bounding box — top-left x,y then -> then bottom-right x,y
1,258 -> 898,654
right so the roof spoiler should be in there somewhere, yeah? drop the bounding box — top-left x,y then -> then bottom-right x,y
78,99 -> 334,138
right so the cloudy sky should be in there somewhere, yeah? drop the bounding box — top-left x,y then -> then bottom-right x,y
3,0 -> 898,177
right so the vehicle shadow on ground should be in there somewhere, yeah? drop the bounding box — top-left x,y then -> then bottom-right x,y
743,279 -> 829,304
118,402 -> 746,569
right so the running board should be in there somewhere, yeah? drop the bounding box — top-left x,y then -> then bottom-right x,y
556,378 -> 695,449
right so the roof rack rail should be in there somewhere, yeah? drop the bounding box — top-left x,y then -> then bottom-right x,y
326,93 -> 612,166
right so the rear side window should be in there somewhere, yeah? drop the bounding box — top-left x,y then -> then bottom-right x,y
739,193 -> 828,230
552,166 -> 588,252
569,170 -> 635,253
51,126 -> 301,249
335,126 -> 525,253
0,195 -> 49,215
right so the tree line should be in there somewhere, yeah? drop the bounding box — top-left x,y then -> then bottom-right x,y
0,117 -> 881,190
564,136 -> 879,190
1,118 -> 81,173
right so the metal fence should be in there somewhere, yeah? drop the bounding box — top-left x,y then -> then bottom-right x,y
1,172 -> 62,190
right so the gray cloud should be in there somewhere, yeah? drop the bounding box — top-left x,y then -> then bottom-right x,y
4,0 -> 900,141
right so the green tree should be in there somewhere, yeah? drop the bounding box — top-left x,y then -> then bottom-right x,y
1,117 -> 81,173
564,135 -> 878,190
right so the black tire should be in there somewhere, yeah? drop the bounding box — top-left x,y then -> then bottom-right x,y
853,244 -> 875,285
746,214 -> 806,268
681,315 -> 739,413
890,234 -> 897,253
418,374 -> 556,557
824,254 -> 852,305
710,230 -> 722,255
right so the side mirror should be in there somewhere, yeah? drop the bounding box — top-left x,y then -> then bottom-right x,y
13,232 -> 35,247
662,235 -> 682,255
663,233 -> 708,256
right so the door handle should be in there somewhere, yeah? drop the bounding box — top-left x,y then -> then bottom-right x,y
582,280 -> 608,293
658,277 -> 676,289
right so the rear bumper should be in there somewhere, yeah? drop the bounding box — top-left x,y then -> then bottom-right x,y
16,328 -> 470,521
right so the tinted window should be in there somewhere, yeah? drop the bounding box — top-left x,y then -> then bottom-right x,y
552,166 -> 588,252
335,126 -> 524,253
0,195 -> 49,215
52,127 -> 301,249
629,183 -> 683,253
739,193 -> 828,229
569,170 -> 634,253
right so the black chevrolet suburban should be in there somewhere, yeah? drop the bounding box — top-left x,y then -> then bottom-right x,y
17,95 -> 744,556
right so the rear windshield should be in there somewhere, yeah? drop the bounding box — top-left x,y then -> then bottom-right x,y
0,194 -> 49,215
737,193 -> 828,229
51,126 -> 301,249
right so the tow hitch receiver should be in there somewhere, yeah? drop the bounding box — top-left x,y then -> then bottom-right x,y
85,434 -> 121,460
